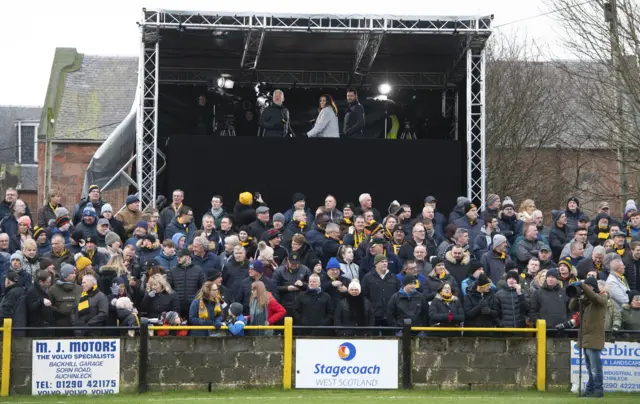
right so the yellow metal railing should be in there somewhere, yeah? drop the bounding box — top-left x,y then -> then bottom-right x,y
0,317 -> 547,395
1,318 -> 13,397
411,319 -> 547,391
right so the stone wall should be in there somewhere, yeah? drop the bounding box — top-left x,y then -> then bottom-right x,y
1,336 -> 573,394
146,337 -> 284,390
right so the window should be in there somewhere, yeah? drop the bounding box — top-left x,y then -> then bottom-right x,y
16,121 -> 38,165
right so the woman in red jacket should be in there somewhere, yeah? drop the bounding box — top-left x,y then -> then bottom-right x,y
249,281 -> 286,335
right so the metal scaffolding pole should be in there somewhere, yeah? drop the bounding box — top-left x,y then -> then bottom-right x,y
136,22 -> 160,210
466,48 -> 486,208
353,31 -> 384,76
442,89 -> 459,140
241,26 -> 266,70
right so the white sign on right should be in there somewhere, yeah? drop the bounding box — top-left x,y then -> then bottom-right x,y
570,340 -> 640,392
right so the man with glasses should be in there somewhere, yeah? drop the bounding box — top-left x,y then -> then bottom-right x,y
0,187 -> 32,223
164,205 -> 197,245
561,227 -> 594,260
0,233 -> 10,259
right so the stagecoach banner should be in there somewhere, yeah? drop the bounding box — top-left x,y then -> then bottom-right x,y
32,339 -> 120,395
570,340 -> 640,393
295,339 -> 398,389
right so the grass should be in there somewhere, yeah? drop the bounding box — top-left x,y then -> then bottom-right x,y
3,389 -> 640,404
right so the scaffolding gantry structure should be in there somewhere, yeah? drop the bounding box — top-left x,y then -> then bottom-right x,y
136,9 -> 492,209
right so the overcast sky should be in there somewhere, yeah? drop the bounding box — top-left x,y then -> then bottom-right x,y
0,0 -> 565,106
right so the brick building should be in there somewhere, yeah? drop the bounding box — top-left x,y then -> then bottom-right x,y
37,48 -> 137,211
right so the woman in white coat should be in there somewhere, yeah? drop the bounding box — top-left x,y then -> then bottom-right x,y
307,94 -> 340,138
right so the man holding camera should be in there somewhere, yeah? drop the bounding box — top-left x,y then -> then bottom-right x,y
568,277 -> 607,398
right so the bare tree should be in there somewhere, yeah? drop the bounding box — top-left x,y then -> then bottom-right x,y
546,0 -> 640,209
485,33 -> 573,212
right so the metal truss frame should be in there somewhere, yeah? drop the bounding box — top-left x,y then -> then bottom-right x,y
466,48 -> 486,208
442,89 -> 459,140
353,32 -> 384,75
142,9 -> 493,34
136,23 -> 160,210
137,9 -> 492,206
241,29 -> 266,70
160,68 -> 446,88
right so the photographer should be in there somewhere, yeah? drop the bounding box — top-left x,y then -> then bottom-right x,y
568,277 -> 607,398
258,90 -> 290,137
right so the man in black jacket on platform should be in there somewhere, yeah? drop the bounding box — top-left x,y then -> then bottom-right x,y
343,88 -> 365,138
259,90 -> 290,137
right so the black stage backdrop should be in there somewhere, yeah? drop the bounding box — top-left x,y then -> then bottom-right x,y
165,136 -> 463,221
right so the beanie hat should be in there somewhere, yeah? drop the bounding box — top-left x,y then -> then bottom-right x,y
464,201 -> 477,214
101,203 -> 113,214
505,270 -> 519,282
373,254 -> 388,266
584,276 -> 599,293
164,311 -> 179,325
142,233 -> 157,243
136,221 -> 148,230
326,257 -> 340,270
60,264 -> 75,280
76,256 -> 92,271
457,196 -> 469,206
105,231 -> 120,247
476,273 -> 491,287
492,234 -> 507,248
292,193 -> 305,204
126,195 -> 139,205
33,226 -> 46,240
502,197 -> 515,210
366,221 -> 383,235
343,202 -> 355,210
54,206 -> 69,219
402,274 -> 417,287
348,278 -> 361,292
113,277 -> 126,286
251,260 -> 264,274
56,216 -> 71,228
88,184 -> 100,193
239,192 -> 253,206
6,271 -> 20,283
82,204 -> 97,217
10,251 -> 22,261
229,302 -> 243,316
546,268 -> 559,279
39,257 -> 54,270
468,260 -> 484,275
18,215 -> 31,227
486,193 -> 500,207
71,228 -> 84,242
567,196 -> 580,207
558,258 -> 572,270
206,269 -> 223,281
272,213 -> 285,223
625,199 -> 637,216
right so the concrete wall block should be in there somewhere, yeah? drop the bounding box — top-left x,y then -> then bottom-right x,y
447,338 -> 479,353
178,352 -> 208,367
222,337 -> 255,353
12,354 -> 32,369
161,367 -> 193,384
237,352 -> 269,367
222,367 -> 252,385
252,367 -> 282,385
457,368 -> 489,384
207,352 -> 237,368
413,352 -> 439,368
474,339 -> 507,353
269,353 -> 284,367
485,369 -> 517,385
12,337 -> 32,353
426,368 -> 458,384
547,353 -> 571,369
505,338 -> 537,355
192,367 -> 223,384
417,337 -> 449,352
150,337 -> 193,352
438,352 -> 468,368
120,369 -> 138,384
255,337 -> 284,353
493,353 -> 531,369
149,352 -> 179,367
146,367 -> 162,384
192,337 -> 225,352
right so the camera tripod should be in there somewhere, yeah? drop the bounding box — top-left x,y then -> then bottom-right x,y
400,120 -> 417,139
220,125 -> 236,137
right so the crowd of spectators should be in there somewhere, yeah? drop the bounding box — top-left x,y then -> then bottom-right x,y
0,186 -> 639,338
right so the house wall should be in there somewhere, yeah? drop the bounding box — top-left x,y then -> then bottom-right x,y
37,142 -> 128,214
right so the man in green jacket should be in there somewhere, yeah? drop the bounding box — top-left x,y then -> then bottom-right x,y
569,277 -> 607,398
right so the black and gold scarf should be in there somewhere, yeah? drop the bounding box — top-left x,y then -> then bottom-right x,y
78,285 -> 98,315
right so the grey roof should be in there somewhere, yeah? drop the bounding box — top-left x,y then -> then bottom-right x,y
54,55 -> 138,141
0,106 -> 41,163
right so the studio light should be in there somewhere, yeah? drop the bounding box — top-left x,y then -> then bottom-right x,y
216,77 -> 235,89
378,83 -> 391,95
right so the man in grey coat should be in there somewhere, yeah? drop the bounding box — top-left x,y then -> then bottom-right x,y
515,223 -> 543,268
